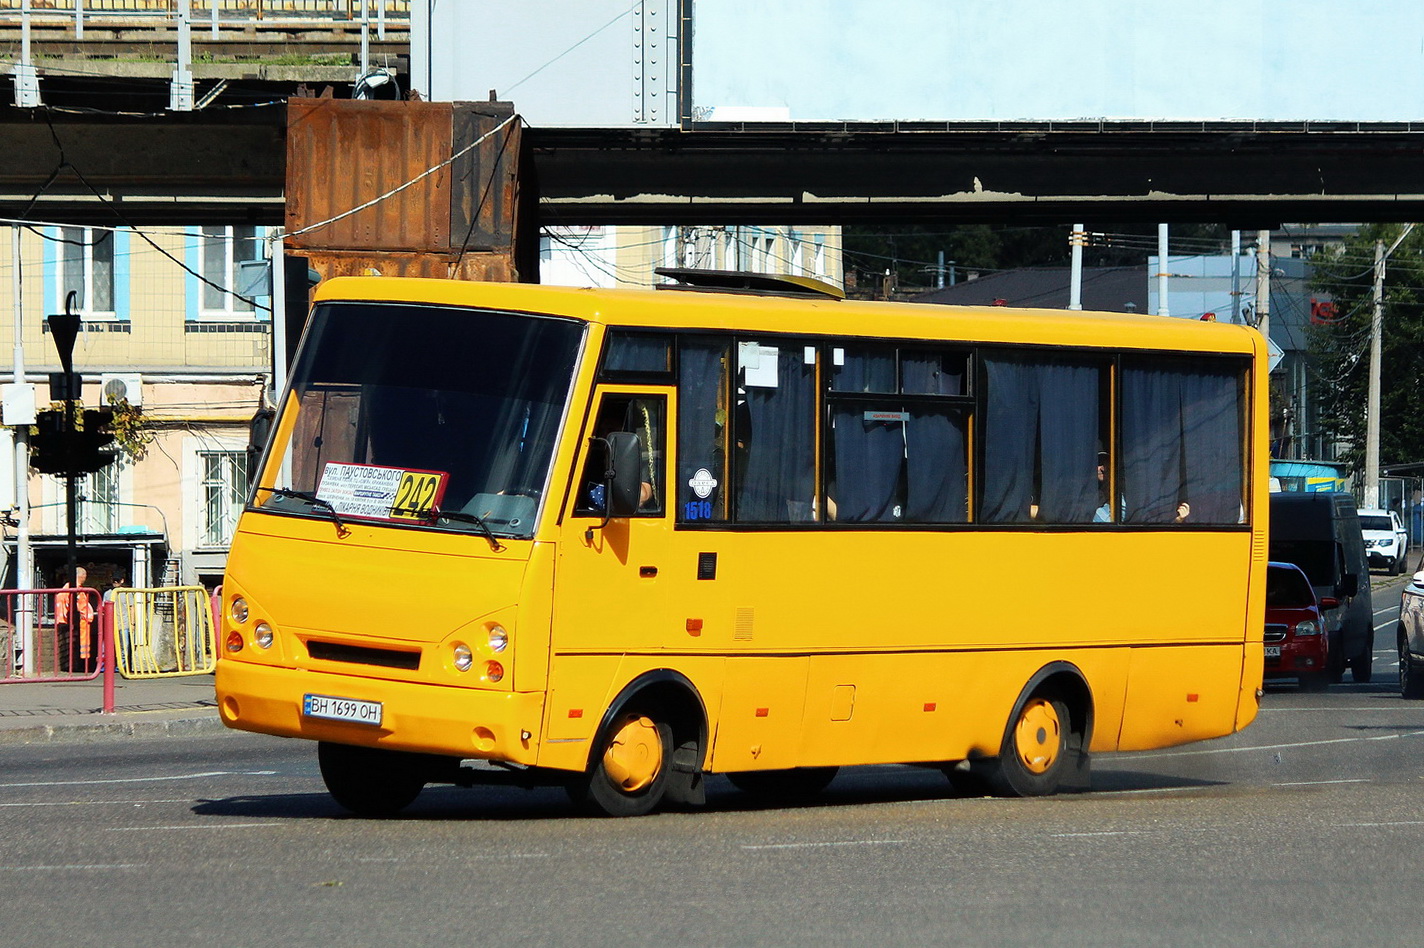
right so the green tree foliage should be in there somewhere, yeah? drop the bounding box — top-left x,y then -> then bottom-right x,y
1308,223 -> 1424,476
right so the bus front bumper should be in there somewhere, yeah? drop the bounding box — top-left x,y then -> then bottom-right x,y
215,660 -> 546,767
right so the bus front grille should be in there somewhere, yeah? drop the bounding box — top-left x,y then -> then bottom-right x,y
307,640 -> 422,670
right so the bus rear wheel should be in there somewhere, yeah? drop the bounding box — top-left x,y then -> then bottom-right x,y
989,695 -> 1072,797
317,741 -> 429,817
569,711 -> 673,817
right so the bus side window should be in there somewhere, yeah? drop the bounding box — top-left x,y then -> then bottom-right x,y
733,342 -> 817,523
1120,360 -> 1244,525
677,339 -> 731,524
980,355 -> 1103,524
574,395 -> 666,517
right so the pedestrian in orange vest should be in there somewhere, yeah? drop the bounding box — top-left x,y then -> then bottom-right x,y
56,567 -> 96,674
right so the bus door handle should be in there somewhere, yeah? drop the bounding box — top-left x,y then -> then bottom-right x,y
639,566 -> 658,578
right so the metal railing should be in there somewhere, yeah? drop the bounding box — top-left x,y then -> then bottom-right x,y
0,1 -> 409,19
111,585 -> 217,678
1,587 -> 116,712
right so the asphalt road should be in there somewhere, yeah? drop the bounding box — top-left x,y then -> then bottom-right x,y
1,575 -> 1420,948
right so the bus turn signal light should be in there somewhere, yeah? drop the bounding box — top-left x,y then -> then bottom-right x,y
485,661 -> 504,682
225,630 -> 243,653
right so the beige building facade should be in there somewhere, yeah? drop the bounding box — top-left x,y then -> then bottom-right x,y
539,224 -> 844,290
0,221 -> 271,592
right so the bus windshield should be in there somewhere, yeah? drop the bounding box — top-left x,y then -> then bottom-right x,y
255,301 -> 584,539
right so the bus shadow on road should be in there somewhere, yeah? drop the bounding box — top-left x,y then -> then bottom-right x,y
189,767 -> 1232,822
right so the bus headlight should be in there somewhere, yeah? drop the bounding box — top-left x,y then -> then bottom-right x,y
1295,619 -> 1320,636
230,597 -> 249,624
254,622 -> 274,649
453,643 -> 473,672
487,625 -> 509,653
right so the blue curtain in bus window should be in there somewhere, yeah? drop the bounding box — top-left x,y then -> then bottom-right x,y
831,347 -> 896,392
677,340 -> 729,522
981,356 -> 1099,523
981,358 -> 1040,522
1182,369 -> 1242,523
905,407 -> 968,522
901,352 -> 963,396
830,406 -> 904,522
829,349 -> 903,522
1036,362 -> 1100,523
1121,363 -> 1242,524
736,344 -> 816,522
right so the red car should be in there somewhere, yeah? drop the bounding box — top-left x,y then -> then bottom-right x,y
1264,561 -> 1336,690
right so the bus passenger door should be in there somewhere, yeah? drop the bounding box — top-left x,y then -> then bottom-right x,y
553,390 -> 672,655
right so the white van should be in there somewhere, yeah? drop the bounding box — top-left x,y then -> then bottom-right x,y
1358,508 -> 1409,574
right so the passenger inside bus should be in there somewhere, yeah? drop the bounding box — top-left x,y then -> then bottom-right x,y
576,395 -> 663,516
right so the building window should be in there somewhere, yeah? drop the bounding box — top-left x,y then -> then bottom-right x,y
199,451 -> 248,547
198,225 -> 264,318
54,227 -> 115,317
79,463 -> 121,535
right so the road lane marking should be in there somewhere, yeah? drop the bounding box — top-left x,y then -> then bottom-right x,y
1260,707 -> 1424,712
742,839 -> 905,851
0,771 -> 276,789
106,823 -> 283,831
1052,828 -> 1150,835
1344,821 -> 1424,827
0,798 -> 195,808
0,864 -> 143,871
1125,728 -> 1424,760
1271,779 -> 1369,787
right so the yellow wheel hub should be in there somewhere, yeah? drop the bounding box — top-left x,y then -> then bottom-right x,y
601,714 -> 663,792
1013,698 -> 1062,775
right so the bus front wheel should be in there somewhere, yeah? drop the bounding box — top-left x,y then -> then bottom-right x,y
317,741 -> 428,817
989,695 -> 1072,797
569,711 -> 674,817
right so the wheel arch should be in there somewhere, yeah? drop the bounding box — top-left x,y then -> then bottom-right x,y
1008,661 -> 1095,791
587,668 -> 709,806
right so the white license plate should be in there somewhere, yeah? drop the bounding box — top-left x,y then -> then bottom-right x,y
303,693 -> 383,726
1264,646 -> 1282,658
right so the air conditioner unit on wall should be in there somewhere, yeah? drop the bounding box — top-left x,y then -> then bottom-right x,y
99,373 -> 143,407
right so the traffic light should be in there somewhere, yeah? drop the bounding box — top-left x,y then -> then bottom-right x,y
29,409 -> 67,476
29,407 -> 117,477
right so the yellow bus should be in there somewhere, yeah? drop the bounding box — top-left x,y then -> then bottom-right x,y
216,270 -> 1268,817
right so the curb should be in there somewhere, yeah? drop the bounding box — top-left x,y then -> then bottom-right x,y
0,709 -> 226,745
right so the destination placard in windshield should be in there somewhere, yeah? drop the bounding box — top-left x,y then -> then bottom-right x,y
316,463 -> 447,523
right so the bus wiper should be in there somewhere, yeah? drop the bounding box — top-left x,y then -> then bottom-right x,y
432,508 -> 505,552
257,487 -> 351,539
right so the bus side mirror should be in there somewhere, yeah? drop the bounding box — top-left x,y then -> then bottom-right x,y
603,431 -> 642,519
1337,573 -> 1358,598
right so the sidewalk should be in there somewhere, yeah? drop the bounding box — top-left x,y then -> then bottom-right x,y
0,672 -> 223,745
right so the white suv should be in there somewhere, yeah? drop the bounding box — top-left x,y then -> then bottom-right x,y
1359,508 -> 1409,575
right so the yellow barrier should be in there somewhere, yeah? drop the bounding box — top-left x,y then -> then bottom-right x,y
111,586 -> 217,679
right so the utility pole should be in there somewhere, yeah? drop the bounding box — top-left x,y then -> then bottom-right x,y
8,226 -> 35,671
1254,230 -> 1271,340
1366,238 -> 1385,509
1068,224 -> 1085,310
1230,230 -> 1242,322
1156,224 -> 1169,316
1363,223 -> 1414,510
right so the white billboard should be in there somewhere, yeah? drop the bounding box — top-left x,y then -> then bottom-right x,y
414,0 -> 1424,126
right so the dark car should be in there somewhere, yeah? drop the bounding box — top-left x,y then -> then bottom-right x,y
1264,561 -> 1335,690
1396,568 -> 1424,699
1269,491 -> 1373,683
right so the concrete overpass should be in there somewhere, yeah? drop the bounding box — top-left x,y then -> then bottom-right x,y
6,108 -> 1424,229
